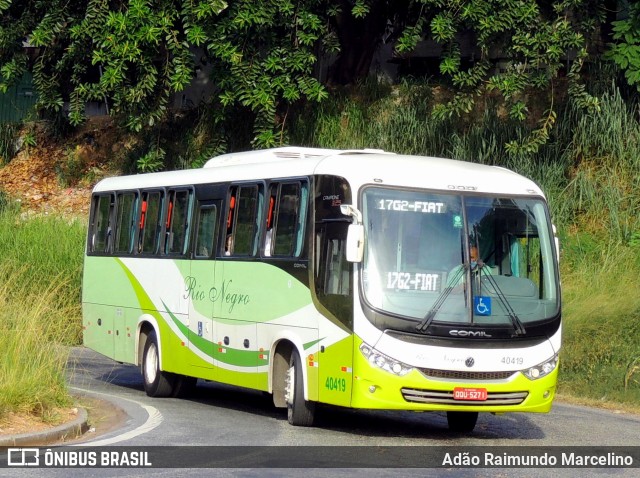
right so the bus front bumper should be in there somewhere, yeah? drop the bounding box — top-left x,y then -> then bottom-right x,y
350,348 -> 558,414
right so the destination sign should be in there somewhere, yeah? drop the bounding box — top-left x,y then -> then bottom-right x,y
377,199 -> 445,213
386,271 -> 441,291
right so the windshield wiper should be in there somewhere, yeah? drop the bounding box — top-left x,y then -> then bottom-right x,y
415,265 -> 467,334
479,267 -> 527,336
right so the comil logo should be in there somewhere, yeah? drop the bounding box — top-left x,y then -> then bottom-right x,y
8,448 -> 40,467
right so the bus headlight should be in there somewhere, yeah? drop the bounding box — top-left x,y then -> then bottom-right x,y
359,343 -> 413,376
522,354 -> 559,380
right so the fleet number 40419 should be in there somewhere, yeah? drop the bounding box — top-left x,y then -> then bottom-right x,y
325,377 -> 347,392
501,356 -> 524,365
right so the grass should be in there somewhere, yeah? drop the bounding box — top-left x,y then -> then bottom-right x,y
0,207 -> 85,420
559,241 -> 640,405
0,266 -> 76,421
0,207 -> 86,340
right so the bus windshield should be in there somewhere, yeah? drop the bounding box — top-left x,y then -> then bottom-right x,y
361,187 -> 559,331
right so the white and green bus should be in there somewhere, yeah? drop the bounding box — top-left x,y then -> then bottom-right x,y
83,146 -> 561,432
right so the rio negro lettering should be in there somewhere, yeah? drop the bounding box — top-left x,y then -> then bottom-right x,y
184,276 -> 250,313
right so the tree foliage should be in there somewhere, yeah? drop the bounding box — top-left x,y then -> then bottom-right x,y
0,0 -> 330,146
608,1 -> 640,90
0,0 -> 618,152
391,0 -> 604,153
0,0 -> 224,132
206,0 -> 329,147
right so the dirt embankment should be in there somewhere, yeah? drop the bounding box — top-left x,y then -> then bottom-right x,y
0,148 -> 91,218
0,118 -> 127,218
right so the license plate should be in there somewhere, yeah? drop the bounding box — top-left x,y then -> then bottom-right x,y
453,387 -> 487,401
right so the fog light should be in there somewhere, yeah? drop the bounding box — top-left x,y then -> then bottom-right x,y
369,386 -> 376,393
543,390 -> 550,399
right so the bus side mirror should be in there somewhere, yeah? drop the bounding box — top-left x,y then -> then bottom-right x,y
346,224 -> 364,263
340,204 -> 364,263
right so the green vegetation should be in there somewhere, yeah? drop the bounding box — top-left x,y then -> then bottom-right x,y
0,0 -> 611,151
0,206 -> 85,420
0,207 -> 85,320
608,1 -> 640,92
0,267 -> 75,421
562,243 -> 640,405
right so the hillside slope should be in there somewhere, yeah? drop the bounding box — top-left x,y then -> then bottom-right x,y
0,118 -> 128,218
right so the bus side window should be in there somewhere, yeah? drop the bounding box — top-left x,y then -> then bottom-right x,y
270,181 -> 306,257
165,189 -> 191,255
314,221 -> 352,324
195,204 -> 218,258
227,184 -> 262,256
114,192 -> 137,254
324,236 -> 349,295
138,191 -> 163,254
264,192 -> 276,256
224,189 -> 237,255
90,193 -> 114,253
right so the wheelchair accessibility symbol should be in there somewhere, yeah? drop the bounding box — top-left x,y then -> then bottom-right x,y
474,296 -> 492,316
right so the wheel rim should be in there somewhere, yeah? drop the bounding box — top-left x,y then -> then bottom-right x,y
284,364 -> 295,406
145,342 -> 158,385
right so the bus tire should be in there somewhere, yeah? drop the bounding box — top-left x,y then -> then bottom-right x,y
172,375 -> 197,398
446,411 -> 478,433
142,330 -> 176,397
285,350 -> 315,426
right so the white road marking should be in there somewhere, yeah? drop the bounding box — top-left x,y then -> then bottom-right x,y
71,387 -> 163,446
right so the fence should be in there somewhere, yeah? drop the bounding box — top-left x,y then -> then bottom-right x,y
0,73 -> 37,123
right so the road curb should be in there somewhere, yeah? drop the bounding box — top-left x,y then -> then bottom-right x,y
0,408 -> 89,446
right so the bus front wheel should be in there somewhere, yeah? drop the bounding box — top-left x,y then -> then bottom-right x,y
446,411 -> 478,433
284,350 -> 316,426
142,330 -> 176,397
172,375 -> 197,398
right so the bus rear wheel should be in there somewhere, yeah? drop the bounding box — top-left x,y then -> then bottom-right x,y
446,411 -> 478,432
284,350 -> 316,426
142,330 -> 176,397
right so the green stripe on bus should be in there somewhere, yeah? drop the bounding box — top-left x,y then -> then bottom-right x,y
303,338 -> 323,350
115,258 -> 158,313
161,301 -> 268,368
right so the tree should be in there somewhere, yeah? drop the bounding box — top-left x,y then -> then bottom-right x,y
0,0 -> 611,153
203,0 -> 329,147
607,1 -> 640,91
0,0 -> 222,131
327,0 -> 405,84
0,0 -> 329,146
391,0 -> 603,153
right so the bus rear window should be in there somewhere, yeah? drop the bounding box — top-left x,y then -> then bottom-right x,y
89,193 -> 114,253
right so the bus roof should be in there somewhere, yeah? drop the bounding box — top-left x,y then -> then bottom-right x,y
92,146 -> 545,198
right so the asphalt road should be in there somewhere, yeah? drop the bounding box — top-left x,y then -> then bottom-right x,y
2,346 -> 639,477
